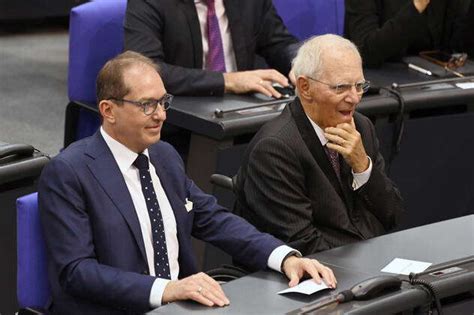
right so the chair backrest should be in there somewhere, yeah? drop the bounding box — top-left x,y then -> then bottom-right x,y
68,0 -> 127,104
273,0 -> 345,40
16,192 -> 50,310
66,0 -> 127,144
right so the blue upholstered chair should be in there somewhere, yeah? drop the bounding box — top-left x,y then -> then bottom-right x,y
273,0 -> 345,39
64,0 -> 127,146
16,193 -> 50,314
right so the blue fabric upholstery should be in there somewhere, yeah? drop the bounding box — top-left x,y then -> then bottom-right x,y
273,0 -> 345,40
66,0 -> 126,144
16,192 -> 50,310
68,0 -> 126,103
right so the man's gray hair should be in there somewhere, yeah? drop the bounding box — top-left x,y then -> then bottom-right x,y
292,34 -> 361,80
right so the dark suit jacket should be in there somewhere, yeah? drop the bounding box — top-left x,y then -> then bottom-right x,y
235,99 -> 404,256
38,131 -> 283,314
124,0 -> 299,96
344,0 -> 472,67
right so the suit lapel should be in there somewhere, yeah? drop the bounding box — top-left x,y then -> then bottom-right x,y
223,0 -> 248,69
289,99 -> 347,201
181,0 -> 203,68
85,132 -> 147,263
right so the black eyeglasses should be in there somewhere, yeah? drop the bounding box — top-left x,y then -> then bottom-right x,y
109,93 -> 173,115
306,76 -> 370,95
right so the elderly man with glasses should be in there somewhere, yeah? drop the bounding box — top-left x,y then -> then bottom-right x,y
38,51 -> 336,314
235,34 -> 404,256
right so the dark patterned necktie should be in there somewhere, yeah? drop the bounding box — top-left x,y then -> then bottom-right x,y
205,0 -> 226,72
133,154 -> 171,279
325,146 -> 341,182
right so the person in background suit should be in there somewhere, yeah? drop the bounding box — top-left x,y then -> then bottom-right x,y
124,0 -> 299,97
235,35 -> 404,256
38,51 -> 336,314
345,0 -> 473,67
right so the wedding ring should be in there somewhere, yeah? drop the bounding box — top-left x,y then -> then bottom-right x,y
259,80 -> 265,85
197,286 -> 203,294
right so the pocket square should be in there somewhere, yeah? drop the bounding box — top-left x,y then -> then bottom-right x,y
185,198 -> 193,212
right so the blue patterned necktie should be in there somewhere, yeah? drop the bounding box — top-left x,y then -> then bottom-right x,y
133,154 -> 171,279
205,0 -> 226,72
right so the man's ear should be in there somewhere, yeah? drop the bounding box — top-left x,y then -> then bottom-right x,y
296,76 -> 312,101
99,100 -> 115,124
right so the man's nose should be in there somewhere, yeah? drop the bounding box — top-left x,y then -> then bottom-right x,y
345,86 -> 362,104
151,106 -> 167,120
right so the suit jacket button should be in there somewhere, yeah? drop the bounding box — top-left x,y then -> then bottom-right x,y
143,270 -> 148,275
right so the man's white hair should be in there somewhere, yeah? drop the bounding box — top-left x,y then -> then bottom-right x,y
292,34 -> 361,81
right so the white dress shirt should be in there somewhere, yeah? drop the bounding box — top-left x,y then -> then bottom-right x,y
305,116 -> 372,189
100,128 -> 296,308
195,0 -> 238,72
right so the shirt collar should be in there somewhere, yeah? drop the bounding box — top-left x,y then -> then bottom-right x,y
305,114 -> 328,146
100,127 -> 150,173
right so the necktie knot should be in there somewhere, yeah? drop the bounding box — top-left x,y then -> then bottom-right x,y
204,0 -> 215,7
133,154 -> 149,171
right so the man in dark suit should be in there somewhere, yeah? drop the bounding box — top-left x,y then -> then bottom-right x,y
235,35 -> 404,256
38,51 -> 336,314
345,0 -> 473,67
124,0 -> 299,97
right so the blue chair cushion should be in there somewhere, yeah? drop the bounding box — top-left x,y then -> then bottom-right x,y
68,0 -> 127,104
273,0 -> 345,40
17,192 -> 50,309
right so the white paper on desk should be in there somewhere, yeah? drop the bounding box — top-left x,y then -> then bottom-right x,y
278,279 -> 329,295
456,82 -> 474,90
381,258 -> 432,275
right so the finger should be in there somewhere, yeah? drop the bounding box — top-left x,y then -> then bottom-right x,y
200,274 -> 229,304
199,287 -> 228,307
288,69 -> 296,86
251,81 -> 275,97
288,269 -> 300,287
325,133 -> 346,146
335,122 -> 355,133
326,142 -> 346,156
255,80 -> 282,98
312,261 -> 336,288
303,260 -> 322,285
190,289 -> 215,307
263,83 -> 283,98
258,69 -> 289,87
326,126 -> 352,139
319,266 -> 337,288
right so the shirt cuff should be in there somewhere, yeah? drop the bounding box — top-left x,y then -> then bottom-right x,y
149,278 -> 171,308
267,245 -> 301,273
352,156 -> 373,190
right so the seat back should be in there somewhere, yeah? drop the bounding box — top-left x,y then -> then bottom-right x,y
68,0 -> 126,103
16,192 -> 50,310
273,0 -> 345,40
66,0 -> 127,144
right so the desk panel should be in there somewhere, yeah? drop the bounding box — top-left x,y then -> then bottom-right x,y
150,215 -> 474,314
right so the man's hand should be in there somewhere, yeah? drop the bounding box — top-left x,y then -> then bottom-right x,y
324,119 -> 369,173
413,0 -> 430,13
288,69 -> 296,86
162,272 -> 230,307
282,256 -> 337,288
223,69 -> 289,98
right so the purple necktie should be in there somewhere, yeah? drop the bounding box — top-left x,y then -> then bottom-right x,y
325,146 -> 341,182
205,0 -> 226,72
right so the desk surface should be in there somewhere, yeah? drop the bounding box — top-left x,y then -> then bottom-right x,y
148,215 -> 474,314
167,64 -> 474,140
